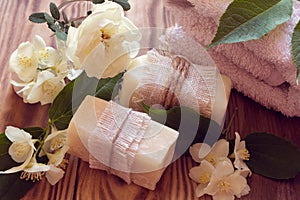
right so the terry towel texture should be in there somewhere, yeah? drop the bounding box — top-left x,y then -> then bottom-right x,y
164,0 -> 300,117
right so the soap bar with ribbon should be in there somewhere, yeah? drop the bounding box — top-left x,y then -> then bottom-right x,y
67,95 -> 179,190
119,49 -> 232,125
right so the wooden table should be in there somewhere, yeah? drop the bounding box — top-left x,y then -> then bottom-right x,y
0,0 -> 299,199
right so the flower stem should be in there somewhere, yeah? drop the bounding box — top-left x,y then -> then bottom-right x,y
34,122 -> 52,157
222,107 -> 238,140
58,0 -> 92,10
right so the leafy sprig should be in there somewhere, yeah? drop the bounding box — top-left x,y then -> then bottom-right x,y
29,2 -> 67,41
29,0 -> 131,41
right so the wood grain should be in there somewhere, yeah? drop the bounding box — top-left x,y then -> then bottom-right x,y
0,0 -> 299,200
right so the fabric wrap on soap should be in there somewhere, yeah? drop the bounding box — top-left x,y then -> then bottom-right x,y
88,100 -> 151,183
127,49 -> 218,118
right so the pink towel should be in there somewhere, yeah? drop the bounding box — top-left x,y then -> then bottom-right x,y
164,0 -> 300,117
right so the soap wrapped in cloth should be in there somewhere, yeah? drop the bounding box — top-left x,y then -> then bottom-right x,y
119,48 -> 232,124
67,95 -> 179,190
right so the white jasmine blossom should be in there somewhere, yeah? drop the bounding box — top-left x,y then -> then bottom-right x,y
66,1 -> 141,79
41,129 -> 69,166
9,35 -> 68,105
232,132 -> 252,177
204,160 -> 250,200
0,125 -> 68,186
20,157 -> 50,182
189,139 -> 229,166
189,160 -> 215,197
9,41 -> 38,82
0,126 -> 37,174
24,71 -> 65,105
5,126 -> 36,163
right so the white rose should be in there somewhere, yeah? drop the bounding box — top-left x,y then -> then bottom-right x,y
66,1 -> 141,79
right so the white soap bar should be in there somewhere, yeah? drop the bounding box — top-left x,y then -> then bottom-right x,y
119,50 -> 231,125
67,95 -> 179,190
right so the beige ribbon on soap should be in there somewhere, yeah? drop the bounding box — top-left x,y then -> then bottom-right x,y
157,49 -> 191,110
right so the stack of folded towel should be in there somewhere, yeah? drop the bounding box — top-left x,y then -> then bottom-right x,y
164,0 -> 300,117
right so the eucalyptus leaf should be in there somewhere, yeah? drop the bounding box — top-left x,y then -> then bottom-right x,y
28,13 -> 47,23
49,71 -> 123,130
44,13 -> 55,24
142,103 -> 221,157
50,2 -> 60,20
55,30 -> 67,41
112,0 -> 131,11
47,23 -> 59,32
245,132 -> 300,179
208,0 -> 293,48
292,21 -> 300,85
0,127 -> 44,200
93,0 -> 105,4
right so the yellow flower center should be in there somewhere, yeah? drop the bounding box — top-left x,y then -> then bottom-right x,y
205,154 -> 217,166
20,171 -> 44,182
217,180 -> 231,193
42,81 -> 58,96
100,28 -> 111,40
198,172 -> 211,185
13,141 -> 30,157
19,55 -> 33,68
238,149 -> 250,160
58,158 -> 69,170
38,48 -> 50,63
50,135 -> 66,152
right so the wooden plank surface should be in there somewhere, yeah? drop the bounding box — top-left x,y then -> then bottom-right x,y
0,0 -> 299,199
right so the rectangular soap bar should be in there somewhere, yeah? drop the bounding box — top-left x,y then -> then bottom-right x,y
119,50 -> 232,125
67,95 -> 179,190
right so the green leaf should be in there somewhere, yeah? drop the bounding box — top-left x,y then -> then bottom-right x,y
0,127 -> 44,200
245,132 -> 300,179
23,127 -> 45,140
292,21 -> 300,85
28,13 -> 47,23
142,104 -> 221,157
50,2 -> 60,20
208,0 -> 293,48
93,0 -> 105,4
44,13 -> 58,33
112,0 -> 131,11
0,173 -> 35,200
44,13 -> 55,24
49,71 -> 123,130
55,30 -> 67,41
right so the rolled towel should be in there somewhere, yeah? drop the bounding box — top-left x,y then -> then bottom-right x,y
164,0 -> 300,116
164,0 -> 285,86
176,0 -> 300,88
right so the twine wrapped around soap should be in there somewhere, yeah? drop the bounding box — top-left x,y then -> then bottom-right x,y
127,49 -> 217,118
88,100 -> 151,183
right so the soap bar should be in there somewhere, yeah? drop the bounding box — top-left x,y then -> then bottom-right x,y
119,49 -> 232,125
67,95 -> 179,190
